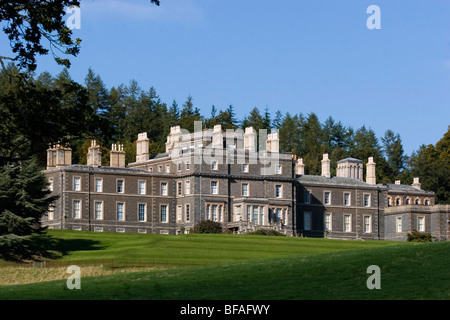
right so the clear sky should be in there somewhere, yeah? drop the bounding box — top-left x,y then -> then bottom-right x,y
1,0 -> 449,155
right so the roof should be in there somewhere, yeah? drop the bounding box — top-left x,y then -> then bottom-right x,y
296,175 -> 377,188
336,157 -> 363,163
383,183 -> 435,195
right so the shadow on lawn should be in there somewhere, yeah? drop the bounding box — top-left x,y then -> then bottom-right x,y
1,232 -> 106,263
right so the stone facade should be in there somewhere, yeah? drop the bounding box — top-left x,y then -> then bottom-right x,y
43,126 -> 450,241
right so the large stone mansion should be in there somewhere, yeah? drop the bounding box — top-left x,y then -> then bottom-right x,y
43,125 -> 450,241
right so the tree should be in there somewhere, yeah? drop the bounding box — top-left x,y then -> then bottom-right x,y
241,107 -> 265,132
382,130 -> 405,181
407,127 -> 450,203
0,65 -> 98,165
179,95 -> 202,133
350,125 -> 389,183
0,158 -> 58,260
0,0 -> 161,71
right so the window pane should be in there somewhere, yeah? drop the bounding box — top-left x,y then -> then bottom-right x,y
73,200 -> 80,219
304,212 -> 311,230
95,178 -> 102,192
161,205 -> 167,222
161,183 -> 167,196
252,206 -> 258,223
117,180 -> 124,193
139,181 -> 145,195
95,202 -> 102,220
242,183 -> 248,196
304,191 -> 310,204
138,204 -> 146,222
117,203 -> 124,221
73,177 -> 80,191
211,181 -> 218,194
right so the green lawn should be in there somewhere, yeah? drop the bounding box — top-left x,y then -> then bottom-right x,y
34,229 -> 398,267
1,230 -> 448,300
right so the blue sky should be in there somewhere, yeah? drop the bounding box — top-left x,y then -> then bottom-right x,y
1,0 -> 449,155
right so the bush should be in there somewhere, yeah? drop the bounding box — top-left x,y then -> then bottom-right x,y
191,220 -> 223,234
407,229 -> 433,242
248,229 -> 286,236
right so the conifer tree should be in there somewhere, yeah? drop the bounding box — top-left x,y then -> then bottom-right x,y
0,158 -> 57,260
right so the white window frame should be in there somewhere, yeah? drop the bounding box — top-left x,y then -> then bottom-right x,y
138,203 -> 147,222
364,194 -> 371,207
94,201 -> 103,220
418,216 -> 425,232
344,193 -> 351,206
138,180 -> 146,195
177,205 -> 183,222
344,214 -> 351,232
73,199 -> 81,219
177,181 -> 182,196
161,182 -> 168,196
73,176 -> 81,191
396,217 -> 403,233
206,203 -> 224,222
242,183 -> 249,197
275,184 -> 283,199
165,164 -> 170,173
185,180 -> 191,195
117,179 -> 125,194
211,181 -> 218,195
275,164 -> 282,174
116,202 -> 125,221
211,161 -> 218,171
242,163 -> 249,173
185,204 -> 190,222
160,204 -> 169,223
95,178 -> 103,193
324,191 -> 331,205
324,213 -> 332,231
363,215 -> 372,233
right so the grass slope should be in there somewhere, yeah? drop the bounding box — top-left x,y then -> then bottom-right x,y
32,230 -> 398,267
0,230 -> 448,300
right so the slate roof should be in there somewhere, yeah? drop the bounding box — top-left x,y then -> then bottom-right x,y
336,157 -> 363,163
296,175 -> 376,188
383,183 -> 435,195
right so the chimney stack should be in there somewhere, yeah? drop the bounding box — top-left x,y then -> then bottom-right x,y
136,132 -> 149,163
266,131 -> 280,153
412,177 -> 421,190
86,140 -> 102,167
46,143 -> 72,169
321,153 -> 331,178
296,158 -> 305,175
212,124 -> 223,148
110,143 -> 126,167
365,157 -> 376,185
244,127 -> 256,153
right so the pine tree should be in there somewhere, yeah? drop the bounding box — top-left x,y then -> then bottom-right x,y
0,158 -> 57,260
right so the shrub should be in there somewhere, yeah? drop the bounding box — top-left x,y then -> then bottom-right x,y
248,229 -> 286,236
192,220 -> 223,234
407,229 -> 433,242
